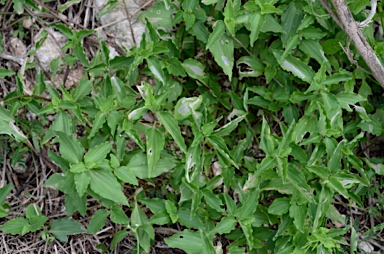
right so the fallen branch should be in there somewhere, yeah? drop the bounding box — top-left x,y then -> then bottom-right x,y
321,0 -> 384,88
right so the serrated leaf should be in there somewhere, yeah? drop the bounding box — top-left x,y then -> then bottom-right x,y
182,59 -> 207,82
49,218 -> 85,242
175,96 -> 203,120
208,135 -> 239,169
236,56 -> 264,78
289,203 -> 307,233
88,111 -> 106,139
84,141 -> 113,167
110,230 -> 130,250
183,12 -> 196,31
202,189 -> 224,213
128,153 -> 176,179
147,56 -> 166,84
259,118 -> 274,155
157,111 -> 187,153
74,171 -> 91,197
88,209 -> 108,234
237,188 -> 260,220
165,200 -> 179,223
0,183 -> 13,205
29,215 -> 48,232
89,169 -> 128,205
287,166 -> 314,203
110,205 -> 129,225
114,166 -> 138,185
208,34 -> 234,80
268,198 -> 290,216
249,11 -> 266,47
273,50 -> 314,83
146,126 -> 165,178
55,132 -> 84,164
328,140 -> 345,173
0,218 -> 29,235
210,216 -> 237,235
213,114 -> 247,136
165,229 -> 203,253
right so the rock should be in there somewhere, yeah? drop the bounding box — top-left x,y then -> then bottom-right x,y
34,27 -> 67,71
94,0 -> 146,50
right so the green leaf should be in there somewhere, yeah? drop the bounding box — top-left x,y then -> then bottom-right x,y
147,56 -> 166,85
165,229 -> 203,253
88,209 -> 108,234
110,230 -> 130,250
200,230 -> 216,254
55,132 -> 84,164
210,216 -> 237,235
0,120 -> 28,142
239,221 -> 254,250
208,34 -> 234,80
183,12 -> 196,31
206,20 -> 226,50
237,188 -> 260,220
128,153 -> 176,179
157,111 -> 187,153
213,114 -> 247,136
167,57 -> 187,77
58,0 -> 81,13
287,165 -> 314,203
259,118 -> 274,155
268,198 -> 290,216
327,176 -> 349,199
202,189 -> 224,213
0,183 -> 13,204
223,0 -> 235,35
74,171 -> 91,197
208,135 -> 239,169
249,11 -> 265,46
0,218 -> 30,235
89,168 -> 128,205
110,205 -> 130,225
146,126 -> 165,178
49,218 -> 85,242
84,141 -> 113,167
114,166 -> 138,185
28,215 -> 48,232
51,23 -> 73,39
289,203 -> 307,233
322,39 -> 343,54
273,50 -> 315,83
88,111 -> 106,139
236,56 -> 264,78
0,105 -> 14,122
0,68 -> 15,79
254,156 -> 276,178
165,200 -> 179,223
327,140 -> 345,173
182,59 -> 207,82
175,96 -> 203,120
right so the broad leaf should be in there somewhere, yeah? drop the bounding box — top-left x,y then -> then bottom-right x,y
49,218 -> 85,242
55,132 -> 84,164
157,111 -> 187,153
89,169 -> 128,205
146,126 -> 165,178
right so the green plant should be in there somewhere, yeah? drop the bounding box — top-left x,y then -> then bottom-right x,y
0,0 -> 384,253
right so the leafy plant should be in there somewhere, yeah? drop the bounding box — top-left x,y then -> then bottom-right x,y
0,0 -> 384,253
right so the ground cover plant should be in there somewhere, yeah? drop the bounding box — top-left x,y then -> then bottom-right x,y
0,0 -> 384,253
